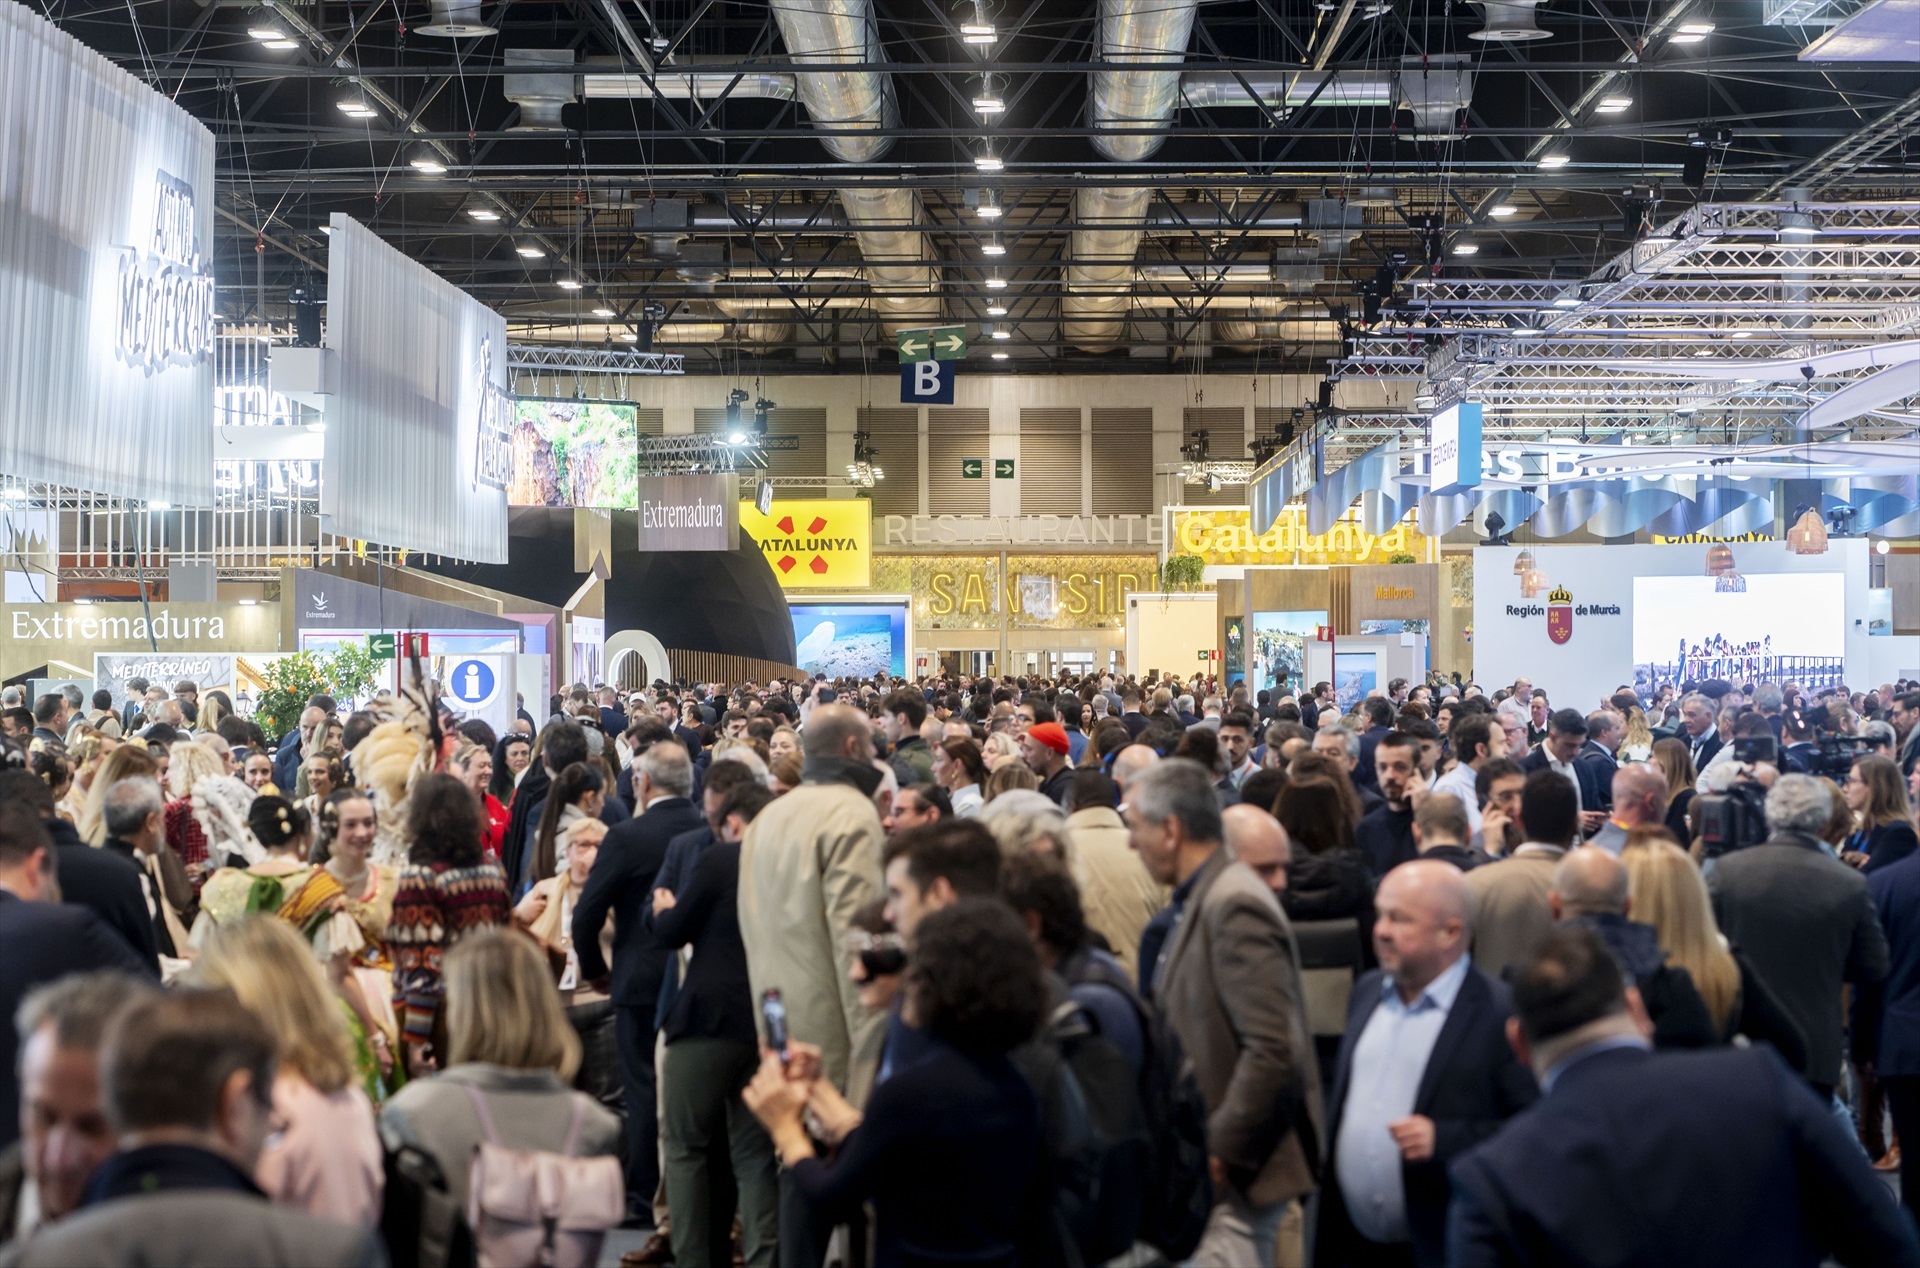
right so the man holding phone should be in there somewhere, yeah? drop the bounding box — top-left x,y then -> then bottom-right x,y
1356,733 -> 1429,878
1521,709 -> 1606,837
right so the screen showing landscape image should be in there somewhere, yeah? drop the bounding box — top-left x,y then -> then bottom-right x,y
1631,573 -> 1846,692
791,601 -> 908,679
1248,610 -> 1324,695
1334,651 -> 1379,710
509,399 -> 640,508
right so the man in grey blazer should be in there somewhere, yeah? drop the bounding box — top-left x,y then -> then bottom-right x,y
1127,758 -> 1323,1267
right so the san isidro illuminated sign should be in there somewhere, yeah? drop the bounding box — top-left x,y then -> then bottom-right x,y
115,171 -> 214,374
472,336 -> 514,490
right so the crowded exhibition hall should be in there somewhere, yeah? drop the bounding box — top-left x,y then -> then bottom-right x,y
4,0 -> 1920,1263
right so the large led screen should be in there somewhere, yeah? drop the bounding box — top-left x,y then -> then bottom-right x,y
509,399 -> 640,508
790,600 -> 908,680
1248,610 -> 1325,695
1632,573 -> 1846,691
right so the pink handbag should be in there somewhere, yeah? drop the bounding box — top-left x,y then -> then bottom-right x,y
463,1084 -> 625,1268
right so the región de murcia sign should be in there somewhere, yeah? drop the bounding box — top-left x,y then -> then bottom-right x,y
115,171 -> 215,375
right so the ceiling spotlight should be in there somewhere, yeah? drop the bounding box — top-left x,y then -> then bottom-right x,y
972,76 -> 1005,114
991,351 -> 1009,360
516,244 -> 545,258
981,239 -> 1006,256
960,21 -> 997,44
592,306 -> 616,317
985,275 -> 1008,289
1596,94 -> 1632,113
1453,242 -> 1480,255
986,303 -> 1008,316
1489,203 -> 1519,217
974,151 -> 1004,172
1537,152 -> 1571,168
727,431 -> 746,445
556,278 -> 583,290
466,207 -> 500,221
976,196 -> 1003,219
336,98 -> 377,118
262,38 -> 299,49
1671,21 -> 1714,41
991,326 -> 1011,340
410,150 -> 448,174
248,25 -> 287,39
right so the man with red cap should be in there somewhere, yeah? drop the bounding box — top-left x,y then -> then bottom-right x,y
1023,721 -> 1076,806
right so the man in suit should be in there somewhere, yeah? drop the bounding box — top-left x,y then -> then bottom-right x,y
1576,710 -> 1622,813
1464,771 -> 1579,980
0,773 -> 158,971
0,803 -> 152,1152
1126,758 -> 1322,1268
572,740 -> 705,1222
1356,733 -> 1427,879
1447,925 -> 1918,1268
1678,691 -> 1722,773
1354,698 -> 1396,794
1519,710 -> 1603,837
1585,763 -> 1667,856
1314,860 -> 1536,1268
1709,773 -> 1888,1097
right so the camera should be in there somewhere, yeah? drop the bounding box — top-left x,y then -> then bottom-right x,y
1695,779 -> 1769,858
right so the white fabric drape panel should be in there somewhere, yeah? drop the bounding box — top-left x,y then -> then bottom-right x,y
319,215 -> 508,563
0,0 -> 215,504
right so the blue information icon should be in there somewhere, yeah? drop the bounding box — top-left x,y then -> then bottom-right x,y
448,659 -> 497,706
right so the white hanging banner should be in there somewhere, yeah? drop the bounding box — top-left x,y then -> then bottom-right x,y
319,215 -> 509,563
0,0 -> 215,504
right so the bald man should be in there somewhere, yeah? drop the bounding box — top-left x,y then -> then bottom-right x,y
1223,803 -> 1291,897
1315,860 -> 1538,1268
1109,743 -> 1161,807
1551,847 -> 1719,1050
1588,763 -> 1670,855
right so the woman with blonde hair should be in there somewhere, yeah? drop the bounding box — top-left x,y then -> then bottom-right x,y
1620,830 -> 1806,1069
163,739 -> 229,877
77,741 -> 158,845
979,731 -> 1021,773
984,761 -> 1038,801
1618,704 -> 1655,764
1842,755 -> 1920,873
194,914 -> 384,1226
1650,738 -> 1698,845
515,809 -> 619,1123
379,929 -> 621,1218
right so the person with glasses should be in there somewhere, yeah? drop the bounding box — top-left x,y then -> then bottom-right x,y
1841,755 -> 1920,874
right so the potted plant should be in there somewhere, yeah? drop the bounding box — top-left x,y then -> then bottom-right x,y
1160,553 -> 1206,593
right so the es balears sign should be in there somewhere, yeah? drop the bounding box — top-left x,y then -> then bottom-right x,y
637,474 -> 740,552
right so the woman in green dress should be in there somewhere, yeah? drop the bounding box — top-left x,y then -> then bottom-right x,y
189,792 -> 315,939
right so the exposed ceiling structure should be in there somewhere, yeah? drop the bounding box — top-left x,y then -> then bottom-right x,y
43,0 -> 1920,391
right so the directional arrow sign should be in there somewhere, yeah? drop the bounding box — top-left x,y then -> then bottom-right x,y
897,324 -> 967,362
367,633 -> 396,660
960,458 -> 983,479
994,458 -> 1015,479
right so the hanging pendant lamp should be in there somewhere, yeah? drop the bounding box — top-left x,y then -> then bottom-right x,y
1704,543 -> 1736,577
1513,548 -> 1536,576
1714,571 -> 1747,594
1785,509 -> 1829,555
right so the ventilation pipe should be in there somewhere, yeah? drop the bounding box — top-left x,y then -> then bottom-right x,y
1068,0 -> 1203,352
1470,0 -> 1551,40
503,50 -> 578,131
417,0 -> 495,37
1178,57 -> 1473,140
768,0 -> 938,332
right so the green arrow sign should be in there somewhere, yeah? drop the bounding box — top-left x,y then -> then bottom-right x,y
368,633 -> 396,660
994,458 -> 1015,479
897,324 -> 968,362
961,458 -> 983,479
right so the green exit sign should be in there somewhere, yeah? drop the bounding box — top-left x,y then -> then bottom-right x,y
994,458 -> 1015,479
368,633 -> 396,660
961,458 -> 983,479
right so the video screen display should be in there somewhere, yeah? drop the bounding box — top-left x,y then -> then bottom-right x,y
508,399 -> 639,508
1334,651 -> 1379,711
790,600 -> 909,680
1248,610 -> 1324,695
1632,573 -> 1846,691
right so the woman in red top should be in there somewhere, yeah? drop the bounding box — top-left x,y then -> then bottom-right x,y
450,741 -> 509,859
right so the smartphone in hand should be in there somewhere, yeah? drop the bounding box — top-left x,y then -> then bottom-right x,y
762,989 -> 790,1063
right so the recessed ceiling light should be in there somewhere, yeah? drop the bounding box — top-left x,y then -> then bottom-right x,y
467,208 -> 500,221
516,244 -> 545,258
1490,203 -> 1519,217
1537,153 -> 1571,168
974,153 -> 1004,172
593,307 -> 616,317
1596,95 -> 1632,113
987,303 -> 1008,316
556,279 -> 583,290
1453,242 -> 1480,255
991,351 -> 1009,360
985,276 -> 1008,289
981,240 -> 1006,256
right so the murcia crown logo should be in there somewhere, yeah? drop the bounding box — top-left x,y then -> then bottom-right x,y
1547,586 -> 1574,646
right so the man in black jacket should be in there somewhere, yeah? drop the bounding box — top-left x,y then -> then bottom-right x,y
1356,733 -> 1426,878
573,740 -> 706,1223
0,802 -> 151,1152
99,779 -> 184,959
0,774 -> 157,971
1315,859 -> 1537,1268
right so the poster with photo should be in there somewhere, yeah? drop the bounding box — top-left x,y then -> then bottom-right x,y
1248,610 -> 1324,696
1334,651 -> 1379,711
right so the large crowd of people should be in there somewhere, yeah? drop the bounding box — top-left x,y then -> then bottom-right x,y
0,664 -> 1918,1266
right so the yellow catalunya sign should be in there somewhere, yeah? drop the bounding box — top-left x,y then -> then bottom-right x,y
1171,507 -> 1428,566
739,499 -> 872,589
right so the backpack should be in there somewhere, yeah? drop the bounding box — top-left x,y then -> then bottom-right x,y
379,1143 -> 471,1268
1063,949 -> 1214,1261
463,1085 -> 625,1268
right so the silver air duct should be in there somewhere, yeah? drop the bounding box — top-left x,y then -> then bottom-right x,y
1470,0 -> 1551,40
417,0 -> 496,38
502,49 -> 578,131
1068,0 -> 1203,352
767,0 -> 937,331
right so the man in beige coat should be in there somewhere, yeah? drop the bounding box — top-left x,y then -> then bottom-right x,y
737,704 -> 887,1107
1464,769 -> 1581,979
1127,757 -> 1323,1268
1063,767 -> 1166,979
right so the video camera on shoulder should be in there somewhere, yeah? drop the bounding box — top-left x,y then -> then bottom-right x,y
1695,779 -> 1769,858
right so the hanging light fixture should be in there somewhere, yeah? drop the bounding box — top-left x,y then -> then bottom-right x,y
1704,542 -> 1735,577
1786,508 -> 1830,555
1513,548 -> 1535,576
1520,568 -> 1549,598
1714,571 -> 1747,594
